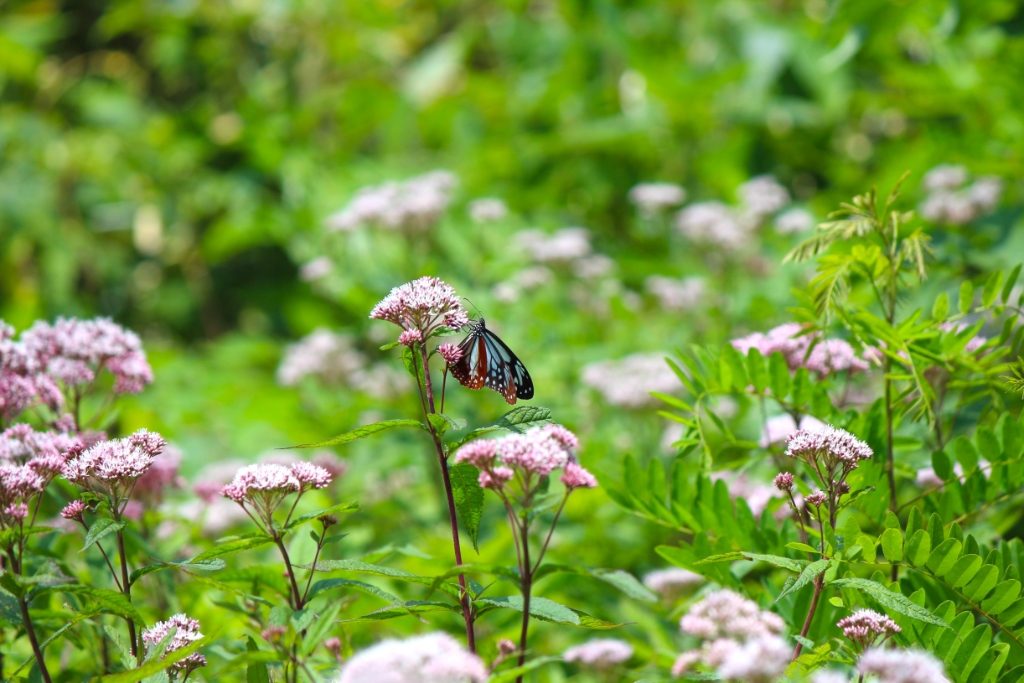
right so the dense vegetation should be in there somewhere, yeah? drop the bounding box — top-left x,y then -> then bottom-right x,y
1,1 -> 1023,681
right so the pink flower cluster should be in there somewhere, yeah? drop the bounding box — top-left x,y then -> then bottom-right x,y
679,589 -> 785,640
581,353 -> 683,408
731,323 -> 871,378
221,462 -> 332,504
369,277 -> 469,341
437,343 -> 463,365
22,317 -> 153,394
134,444 -> 184,504
0,425 -> 77,526
63,430 -> 165,497
325,170 -> 457,234
838,609 -> 901,649
920,164 -> 1002,226
642,568 -> 703,601
857,647 -> 949,683
563,638 -> 633,670
629,182 -> 686,215
786,425 -> 873,471
672,589 -> 788,681
141,613 -> 207,673
0,322 -> 62,422
276,329 -> 410,399
454,424 -> 596,492
336,632 -> 487,683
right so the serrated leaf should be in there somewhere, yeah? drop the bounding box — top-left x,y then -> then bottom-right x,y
786,542 -> 821,555
742,553 -> 803,572
82,518 -> 126,553
54,585 -> 144,623
590,569 -> 657,603
477,596 -> 580,625
284,419 -> 423,449
776,559 -> 831,603
496,406 -> 552,431
831,578 -> 948,626
130,558 -> 225,585
450,463 -> 484,553
191,534 -> 274,561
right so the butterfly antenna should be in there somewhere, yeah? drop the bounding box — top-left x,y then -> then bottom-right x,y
462,297 -> 484,319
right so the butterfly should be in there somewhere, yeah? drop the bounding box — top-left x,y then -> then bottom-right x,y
449,318 -> 534,405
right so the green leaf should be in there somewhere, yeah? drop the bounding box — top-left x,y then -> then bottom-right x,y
450,463 -> 484,553
786,542 -> 821,555
130,558 -> 225,585
932,292 -> 949,321
82,518 -> 126,553
477,596 -> 580,625
284,419 -> 423,449
99,635 -> 212,682
304,559 -> 430,582
496,405 -> 553,431
776,559 -> 831,603
488,656 -> 562,683
589,569 -> 657,603
284,502 -> 358,531
1001,264 -> 1021,303
742,553 -> 803,572
905,529 -> 933,567
54,585 -> 144,623
946,554 -> 983,589
831,578 -> 948,626
982,271 -> 1004,307
959,281 -> 974,314
925,538 -> 963,576
191,534 -> 274,561
880,528 -> 904,563
246,637 -> 271,683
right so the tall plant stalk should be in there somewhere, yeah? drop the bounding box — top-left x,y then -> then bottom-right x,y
414,342 -> 476,653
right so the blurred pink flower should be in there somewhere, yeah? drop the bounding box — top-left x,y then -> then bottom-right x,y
857,647 -> 949,683
335,632 -> 486,683
563,638 -> 633,669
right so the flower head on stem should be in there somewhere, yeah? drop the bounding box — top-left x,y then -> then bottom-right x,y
369,276 -> 469,342
142,613 -> 207,678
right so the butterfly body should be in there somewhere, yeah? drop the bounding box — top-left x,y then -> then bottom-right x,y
450,318 -> 533,404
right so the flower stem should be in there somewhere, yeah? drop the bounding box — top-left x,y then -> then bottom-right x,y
792,573 -> 824,660
272,532 -> 303,609
5,548 -> 52,683
516,514 -> 532,682
417,342 -> 476,653
15,593 -> 51,683
114,528 -> 138,660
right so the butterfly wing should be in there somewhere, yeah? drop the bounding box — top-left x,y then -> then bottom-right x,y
450,328 -> 486,389
448,320 -> 533,404
480,329 -> 533,403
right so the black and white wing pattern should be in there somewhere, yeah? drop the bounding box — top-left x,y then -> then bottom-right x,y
449,319 -> 534,405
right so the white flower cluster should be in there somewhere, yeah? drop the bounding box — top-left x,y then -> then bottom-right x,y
919,164 -> 1002,225
672,589 -> 789,682
326,170 -> 457,233
581,353 -> 682,408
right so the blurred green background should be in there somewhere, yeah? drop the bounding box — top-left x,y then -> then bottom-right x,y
2,0 -> 1023,672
